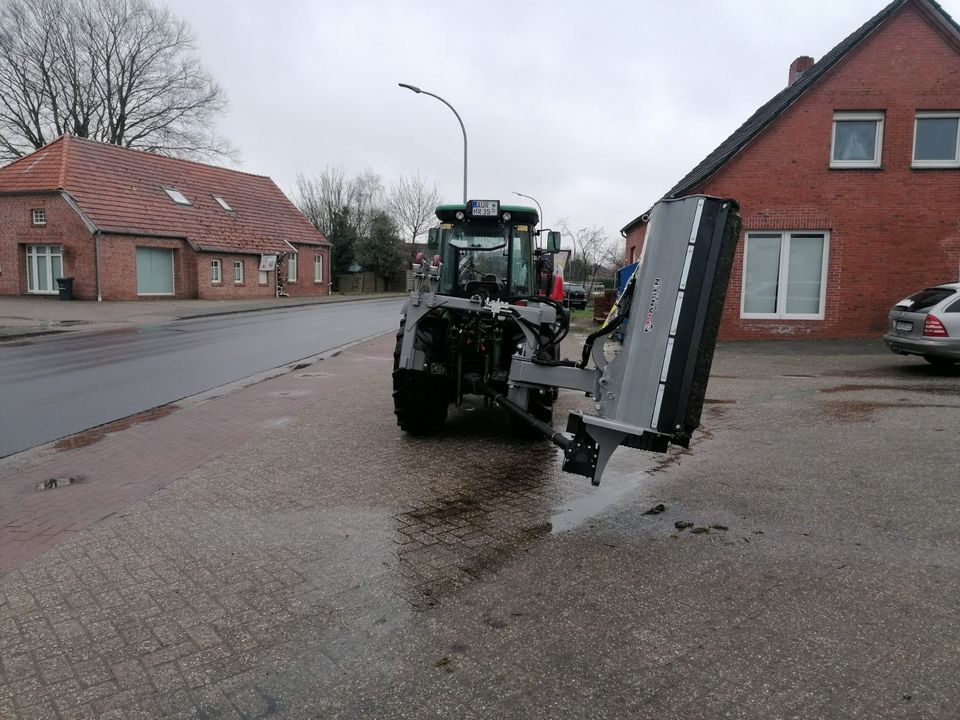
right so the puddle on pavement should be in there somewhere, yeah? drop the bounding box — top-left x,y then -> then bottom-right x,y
821,399 -> 957,422
388,393 -> 662,609
54,405 -> 179,450
834,364 -> 960,379
821,383 -> 960,396
550,467 -> 645,533
390,397 -> 601,609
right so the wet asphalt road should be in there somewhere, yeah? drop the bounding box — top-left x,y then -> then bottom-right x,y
0,298 -> 402,457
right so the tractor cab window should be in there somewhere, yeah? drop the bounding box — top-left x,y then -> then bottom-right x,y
510,225 -> 533,296
441,223 -> 533,298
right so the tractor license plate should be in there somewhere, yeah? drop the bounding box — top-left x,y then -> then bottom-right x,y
470,200 -> 499,217
895,321 -> 913,332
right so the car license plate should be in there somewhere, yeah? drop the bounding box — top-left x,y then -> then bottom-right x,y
895,320 -> 913,332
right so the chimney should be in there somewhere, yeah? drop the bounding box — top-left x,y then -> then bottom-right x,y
788,56 -> 815,86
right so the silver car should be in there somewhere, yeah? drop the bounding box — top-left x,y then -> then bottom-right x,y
884,282 -> 960,365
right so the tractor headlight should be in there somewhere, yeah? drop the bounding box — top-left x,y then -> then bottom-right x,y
502,212 -> 512,221
455,211 -> 465,220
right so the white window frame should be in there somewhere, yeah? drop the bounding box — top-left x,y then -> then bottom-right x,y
233,259 -> 244,284
211,259 -> 222,284
162,187 -> 192,205
25,244 -> 63,294
314,254 -> 324,283
287,254 -> 298,282
831,112 -> 884,168
212,195 -> 233,211
740,231 -> 830,320
31,208 -> 46,226
912,111 -> 960,168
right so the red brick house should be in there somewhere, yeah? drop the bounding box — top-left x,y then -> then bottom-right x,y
623,0 -> 960,340
0,136 -> 330,301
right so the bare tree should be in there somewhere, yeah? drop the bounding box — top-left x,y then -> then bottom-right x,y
389,172 -> 442,243
294,167 -> 387,277
557,218 -> 609,287
601,240 -> 627,273
0,0 -> 233,161
295,167 -> 385,238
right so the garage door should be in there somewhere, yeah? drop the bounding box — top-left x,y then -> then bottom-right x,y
136,248 -> 174,295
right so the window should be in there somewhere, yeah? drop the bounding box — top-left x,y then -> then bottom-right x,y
211,259 -> 222,284
895,288 -> 956,311
213,195 -> 233,211
259,269 -> 268,285
31,208 -> 46,226
314,254 -> 324,283
741,231 -> 829,319
288,254 -> 298,282
233,260 -> 244,284
25,244 -> 62,294
913,112 -> 960,167
831,112 -> 883,168
162,187 -> 192,205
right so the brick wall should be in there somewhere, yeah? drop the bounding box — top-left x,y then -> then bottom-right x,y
628,4 -> 960,341
197,254 -> 269,300
1,193 -> 332,301
281,244 -> 330,297
0,192 -> 96,298
96,235 -> 195,300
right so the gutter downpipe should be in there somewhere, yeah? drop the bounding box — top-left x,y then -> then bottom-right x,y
95,231 -> 102,301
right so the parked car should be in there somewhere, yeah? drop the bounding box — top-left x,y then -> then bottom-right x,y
563,283 -> 587,310
883,282 -> 960,365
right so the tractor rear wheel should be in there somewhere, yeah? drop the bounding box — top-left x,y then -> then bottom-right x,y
393,370 -> 448,434
392,319 -> 449,434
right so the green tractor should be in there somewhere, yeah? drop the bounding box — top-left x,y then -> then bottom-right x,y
392,199 -> 565,435
393,194 -> 741,485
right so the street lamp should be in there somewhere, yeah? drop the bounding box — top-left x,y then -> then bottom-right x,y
513,191 -> 543,235
399,83 -> 468,204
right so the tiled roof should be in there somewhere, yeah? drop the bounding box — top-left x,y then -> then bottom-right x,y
0,136 -> 328,255
621,0 -> 960,235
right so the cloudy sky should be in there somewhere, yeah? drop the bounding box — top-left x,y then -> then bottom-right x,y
163,0 -> 960,244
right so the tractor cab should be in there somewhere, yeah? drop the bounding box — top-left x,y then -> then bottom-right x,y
428,200 -> 542,300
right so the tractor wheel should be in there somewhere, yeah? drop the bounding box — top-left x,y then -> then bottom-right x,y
392,318 -> 449,434
393,370 -> 448,434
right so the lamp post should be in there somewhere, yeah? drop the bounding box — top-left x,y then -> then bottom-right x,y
399,83 -> 468,204
512,191 -> 543,235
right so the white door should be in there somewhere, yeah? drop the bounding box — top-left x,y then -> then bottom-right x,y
25,245 -> 63,294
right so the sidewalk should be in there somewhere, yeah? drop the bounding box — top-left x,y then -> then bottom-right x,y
0,292 -> 406,339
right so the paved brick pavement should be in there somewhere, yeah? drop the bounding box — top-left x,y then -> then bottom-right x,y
0,332 -> 958,718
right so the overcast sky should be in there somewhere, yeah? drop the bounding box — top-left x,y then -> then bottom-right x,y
162,0 -> 960,244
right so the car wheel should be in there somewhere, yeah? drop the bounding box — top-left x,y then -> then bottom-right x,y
923,355 -> 957,366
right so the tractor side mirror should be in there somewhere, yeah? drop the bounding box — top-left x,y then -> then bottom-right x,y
546,231 -> 561,253
427,227 -> 440,249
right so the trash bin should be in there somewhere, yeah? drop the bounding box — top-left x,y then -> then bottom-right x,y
55,277 -> 74,301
